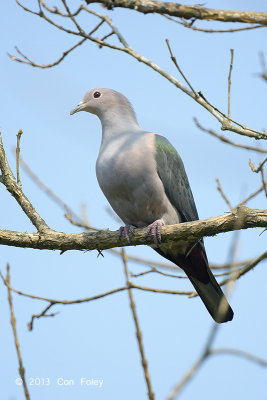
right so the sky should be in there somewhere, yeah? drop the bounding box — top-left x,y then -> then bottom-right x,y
1,1 -> 267,399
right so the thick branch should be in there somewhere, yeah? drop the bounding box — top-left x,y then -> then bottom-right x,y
85,0 -> 267,25
0,206 -> 266,251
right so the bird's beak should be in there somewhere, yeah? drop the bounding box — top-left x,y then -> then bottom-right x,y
70,101 -> 86,115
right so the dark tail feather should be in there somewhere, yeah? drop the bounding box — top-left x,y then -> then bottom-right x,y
155,244 -> 234,323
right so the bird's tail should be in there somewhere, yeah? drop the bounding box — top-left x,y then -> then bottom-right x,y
155,243 -> 234,323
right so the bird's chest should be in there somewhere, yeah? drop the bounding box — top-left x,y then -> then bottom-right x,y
96,136 -> 148,199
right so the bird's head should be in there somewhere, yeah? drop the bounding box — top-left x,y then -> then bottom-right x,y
70,88 -> 136,119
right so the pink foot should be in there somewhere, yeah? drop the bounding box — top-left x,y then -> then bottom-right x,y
145,219 -> 163,244
118,225 -> 135,243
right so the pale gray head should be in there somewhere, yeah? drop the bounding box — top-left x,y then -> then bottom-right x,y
70,88 -> 140,133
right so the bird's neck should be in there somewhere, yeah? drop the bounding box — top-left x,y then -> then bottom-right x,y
100,110 -> 141,143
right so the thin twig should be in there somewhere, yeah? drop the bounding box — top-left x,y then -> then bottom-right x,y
228,49 -> 234,119
216,178 -> 233,211
6,264 -> 30,400
163,15 -> 264,33
165,39 -> 198,97
249,158 -> 267,197
131,265 -> 241,279
8,39 -> 86,68
16,129 -> 23,186
100,30 -> 114,43
121,249 -> 154,400
210,348 -> 267,367
0,269 -> 128,304
238,182 -> 266,206
131,267 -> 187,279
0,267 -> 193,332
169,216 -> 242,398
197,91 -> 265,138
168,324 -> 219,399
28,303 -> 58,331
39,0 -> 83,17
16,152 -> 85,224
249,157 -> 267,173
194,118 -> 267,154
218,251 -> 267,287
7,18 -> 106,69
0,129 -> 50,232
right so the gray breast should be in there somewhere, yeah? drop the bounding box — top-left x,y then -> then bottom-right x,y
96,132 -> 173,226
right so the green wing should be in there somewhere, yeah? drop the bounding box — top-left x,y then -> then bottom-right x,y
155,134 -> 199,223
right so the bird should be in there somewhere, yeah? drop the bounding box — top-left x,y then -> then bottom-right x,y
70,88 -> 234,323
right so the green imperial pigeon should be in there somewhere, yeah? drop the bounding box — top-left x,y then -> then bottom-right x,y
70,88 -> 234,323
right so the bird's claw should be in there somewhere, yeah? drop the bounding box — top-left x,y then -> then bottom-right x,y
145,219 -> 163,244
118,225 -> 135,243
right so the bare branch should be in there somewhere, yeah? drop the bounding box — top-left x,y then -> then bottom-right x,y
168,324 -> 219,399
218,251 -> 267,287
210,348 -> 267,367
39,0 -> 83,17
16,129 -> 23,186
216,178 -> 233,211
197,92 -> 266,140
238,182 -> 267,206
0,130 -> 50,232
8,39 -> 87,68
16,152 -> 83,223
131,267 -> 187,279
121,249 -> 154,400
28,303 -> 58,331
163,15 -> 264,33
131,265 -> 242,279
194,118 -> 267,154
6,264 -> 30,400
11,3 -> 267,139
249,157 -> 267,173
85,0 -> 267,26
228,49 -> 234,119
0,206 -> 266,252
166,39 -> 198,97
249,158 -> 267,197
0,269 -> 128,304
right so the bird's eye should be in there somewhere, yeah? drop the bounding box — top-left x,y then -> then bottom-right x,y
93,91 -> 101,98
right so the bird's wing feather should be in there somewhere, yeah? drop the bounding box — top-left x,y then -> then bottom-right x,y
155,134 -> 199,223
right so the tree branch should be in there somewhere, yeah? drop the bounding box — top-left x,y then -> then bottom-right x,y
12,2 -> 267,139
194,118 -> 267,154
0,130 -> 50,232
163,15 -> 264,33
0,206 -> 266,251
6,264 -> 30,400
209,348 -> 267,367
121,249 -> 154,400
85,0 -> 267,26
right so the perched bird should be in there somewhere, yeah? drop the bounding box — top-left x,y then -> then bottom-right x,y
70,88 -> 234,323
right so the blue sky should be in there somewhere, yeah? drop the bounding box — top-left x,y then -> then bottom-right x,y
1,1 -> 267,399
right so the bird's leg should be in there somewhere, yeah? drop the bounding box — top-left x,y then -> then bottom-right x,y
118,225 -> 135,243
145,219 -> 164,244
